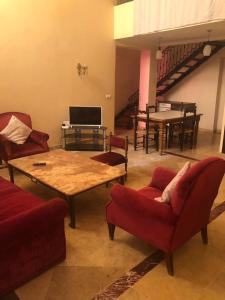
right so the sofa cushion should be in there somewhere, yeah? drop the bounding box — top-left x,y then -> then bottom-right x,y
155,162 -> 190,203
10,142 -> 46,159
92,151 -> 126,166
138,186 -> 162,200
0,115 -> 32,145
0,177 -> 45,222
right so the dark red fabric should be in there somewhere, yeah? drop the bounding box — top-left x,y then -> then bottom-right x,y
171,157 -> 225,215
29,130 -> 49,145
91,151 -> 127,166
0,176 -> 68,296
138,186 -> 162,200
9,142 -> 48,159
0,112 -> 32,130
170,157 -> 225,251
110,184 -> 176,225
106,201 -> 175,252
106,157 -> 225,254
110,135 -> 126,149
0,112 -> 49,162
149,167 -> 177,191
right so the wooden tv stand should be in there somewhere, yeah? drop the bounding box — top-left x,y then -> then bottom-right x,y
61,125 -> 107,151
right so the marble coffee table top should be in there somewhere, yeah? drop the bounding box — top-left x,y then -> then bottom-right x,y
8,149 -> 125,196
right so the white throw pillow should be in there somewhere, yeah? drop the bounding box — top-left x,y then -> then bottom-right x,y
155,162 -> 191,203
0,115 -> 32,145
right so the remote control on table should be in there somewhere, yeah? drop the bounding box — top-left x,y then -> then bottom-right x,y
33,162 -> 46,166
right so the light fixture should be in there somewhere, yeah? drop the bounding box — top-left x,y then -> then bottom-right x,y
203,30 -> 212,57
156,37 -> 162,60
77,63 -> 88,77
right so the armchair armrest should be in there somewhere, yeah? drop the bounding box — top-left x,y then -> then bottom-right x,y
110,184 -> 177,224
0,198 -> 68,246
29,130 -> 49,146
0,134 -> 12,158
149,167 -> 177,191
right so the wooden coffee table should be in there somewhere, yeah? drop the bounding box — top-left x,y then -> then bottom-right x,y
8,149 -> 125,228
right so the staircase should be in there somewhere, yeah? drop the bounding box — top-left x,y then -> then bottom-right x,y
157,41 -> 225,96
115,90 -> 139,129
115,41 -> 225,128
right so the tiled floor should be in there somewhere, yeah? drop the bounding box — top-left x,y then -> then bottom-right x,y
1,130 -> 225,300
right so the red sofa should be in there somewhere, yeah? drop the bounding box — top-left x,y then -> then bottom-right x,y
0,112 -> 49,163
106,157 -> 225,275
0,176 -> 68,296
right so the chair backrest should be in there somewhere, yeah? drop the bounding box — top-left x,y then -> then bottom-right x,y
0,112 -> 32,131
133,107 -> 147,131
171,157 -> 225,251
146,104 -> 157,130
181,105 -> 197,131
171,101 -> 184,111
109,133 -> 128,157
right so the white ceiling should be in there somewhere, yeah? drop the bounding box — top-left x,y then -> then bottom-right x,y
116,20 -> 225,49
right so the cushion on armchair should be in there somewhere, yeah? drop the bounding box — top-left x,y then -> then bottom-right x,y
0,115 -> 32,145
155,162 -> 190,203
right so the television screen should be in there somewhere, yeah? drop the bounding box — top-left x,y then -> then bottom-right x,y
69,106 -> 102,126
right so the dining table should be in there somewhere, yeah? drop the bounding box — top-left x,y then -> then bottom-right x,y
136,110 -> 203,155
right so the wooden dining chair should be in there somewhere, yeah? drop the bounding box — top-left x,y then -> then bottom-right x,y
145,105 -> 159,154
133,105 -> 159,153
169,105 -> 197,151
133,107 -> 147,151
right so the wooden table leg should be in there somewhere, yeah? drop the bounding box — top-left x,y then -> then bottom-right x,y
119,175 -> 125,185
8,165 -> 14,183
66,196 -> 76,229
193,118 -> 200,148
159,122 -> 166,155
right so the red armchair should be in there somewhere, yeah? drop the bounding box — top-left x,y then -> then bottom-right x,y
0,112 -> 49,163
106,157 -> 225,275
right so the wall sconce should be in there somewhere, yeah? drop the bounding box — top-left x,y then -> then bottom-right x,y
77,63 -> 88,77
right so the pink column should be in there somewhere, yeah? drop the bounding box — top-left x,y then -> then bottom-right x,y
139,50 -> 150,111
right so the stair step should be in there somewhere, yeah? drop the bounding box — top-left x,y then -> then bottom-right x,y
195,53 -> 204,59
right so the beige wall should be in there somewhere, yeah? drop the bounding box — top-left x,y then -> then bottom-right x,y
166,48 -> 225,131
219,60 -> 225,151
0,0 -> 115,147
216,58 -> 225,132
115,47 -> 140,115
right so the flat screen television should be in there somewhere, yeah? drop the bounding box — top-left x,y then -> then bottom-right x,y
69,106 -> 102,126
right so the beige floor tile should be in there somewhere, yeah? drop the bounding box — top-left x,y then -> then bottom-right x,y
45,266 -> 124,300
119,287 -> 150,300
197,271 -> 225,300
16,269 -> 54,300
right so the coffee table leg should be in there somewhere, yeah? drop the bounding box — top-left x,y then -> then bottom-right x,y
66,196 -> 76,229
8,165 -> 14,183
119,176 -> 125,185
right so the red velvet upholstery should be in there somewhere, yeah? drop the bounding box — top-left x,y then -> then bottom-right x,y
107,157 -> 225,255
0,112 -> 49,162
110,135 -> 127,149
91,133 -> 128,176
91,151 -> 127,166
0,176 -> 68,296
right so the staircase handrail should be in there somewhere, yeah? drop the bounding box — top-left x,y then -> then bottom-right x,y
157,42 -> 204,82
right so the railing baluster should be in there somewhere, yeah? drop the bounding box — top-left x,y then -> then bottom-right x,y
157,41 -> 204,82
